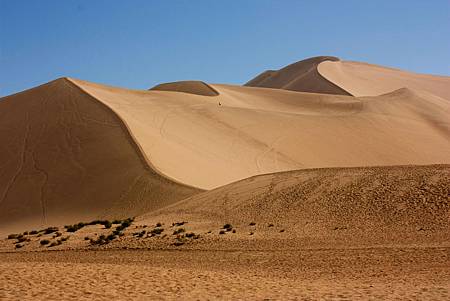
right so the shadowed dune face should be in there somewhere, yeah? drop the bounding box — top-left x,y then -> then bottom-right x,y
0,79 -> 199,233
245,56 -> 351,95
319,60 -> 450,100
147,165 -> 450,246
150,81 -> 219,96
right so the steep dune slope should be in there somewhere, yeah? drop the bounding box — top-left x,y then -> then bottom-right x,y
245,56 -> 351,95
319,60 -> 450,100
150,81 -> 219,96
144,164 -> 450,248
0,79 -> 199,233
70,79 -> 450,190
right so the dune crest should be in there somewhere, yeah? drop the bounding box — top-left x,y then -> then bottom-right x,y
245,56 -> 351,95
318,60 -> 450,100
150,80 -> 219,96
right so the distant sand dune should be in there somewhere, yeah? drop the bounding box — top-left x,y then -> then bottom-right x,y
318,60 -> 450,100
150,80 -> 219,96
245,56 -> 351,95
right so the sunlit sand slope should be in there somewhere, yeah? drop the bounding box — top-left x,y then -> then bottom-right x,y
147,164 -> 450,247
75,79 -> 450,190
0,78 -> 199,233
319,60 -> 450,99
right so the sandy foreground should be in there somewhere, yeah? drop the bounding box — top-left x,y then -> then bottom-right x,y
1,247 -> 449,300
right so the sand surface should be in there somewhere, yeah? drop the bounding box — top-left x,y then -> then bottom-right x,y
319,60 -> 450,100
1,56 -> 450,300
1,248 -> 449,300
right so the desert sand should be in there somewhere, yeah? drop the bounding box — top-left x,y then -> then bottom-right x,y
1,56 -> 449,300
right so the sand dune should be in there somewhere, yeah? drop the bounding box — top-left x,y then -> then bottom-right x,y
319,60 -> 450,99
1,56 -> 449,234
245,56 -> 351,95
141,164 -> 450,248
74,79 -> 450,190
150,80 -> 219,96
0,78 -> 199,233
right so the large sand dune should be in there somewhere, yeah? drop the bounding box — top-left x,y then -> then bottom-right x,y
0,78 -> 199,233
73,78 -> 450,190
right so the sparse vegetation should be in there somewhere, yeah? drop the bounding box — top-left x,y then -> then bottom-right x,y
15,244 -> 23,249
232,229 -> 236,233
268,223 -> 274,227
156,222 -> 162,227
29,230 -> 38,235
150,228 -> 164,235
40,239 -> 50,245
84,236 -> 90,240
249,232 -> 254,235
223,224 -> 232,229
173,228 -> 185,235
23,231 -> 28,235
280,229 -> 285,233
249,222 -> 256,226
7,234 -> 19,239
43,227 -> 59,234
219,230 -> 226,235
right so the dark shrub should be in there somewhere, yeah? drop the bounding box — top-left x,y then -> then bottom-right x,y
84,236 -> 90,240
173,228 -> 185,235
156,222 -> 162,227
249,232 -> 254,235
106,234 -> 116,241
151,228 -> 164,235
219,230 -> 225,235
7,234 -> 18,239
17,237 -> 28,243
249,222 -> 256,226
172,221 -> 186,227
223,224 -> 232,229
60,236 -> 69,242
268,223 -> 274,227
112,219 -> 122,224
29,230 -> 38,235
232,229 -> 236,233
44,227 -> 58,234
40,239 -> 50,245
23,231 -> 29,235
15,244 -> 23,249
279,229 -> 285,233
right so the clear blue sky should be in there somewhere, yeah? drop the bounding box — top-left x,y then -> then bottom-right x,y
1,0 -> 449,96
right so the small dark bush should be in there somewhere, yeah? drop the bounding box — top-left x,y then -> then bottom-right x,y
232,229 -> 236,233
226,228 -> 232,232
112,230 -> 122,236
17,237 -> 28,243
84,236 -> 90,240
112,219 -> 122,224
219,230 -> 226,235
23,231 -> 29,235
40,239 -> 50,245
249,222 -> 256,226
60,236 -> 69,242
268,223 -> 274,227
44,227 -> 59,234
249,232 -> 254,235
7,234 -> 19,239
106,234 -> 116,241
103,221 -> 112,229
173,228 -> 185,235
185,232 -> 195,238
151,228 -> 164,235
29,230 -> 38,235
156,222 -> 162,227
15,244 -> 23,249
53,232 -> 62,238
223,224 -> 232,229
279,229 -> 285,233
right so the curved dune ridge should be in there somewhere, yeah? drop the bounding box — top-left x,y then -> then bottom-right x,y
244,56 -> 351,95
71,79 -> 450,190
1,56 -> 450,233
150,80 -> 219,96
318,60 -> 450,100
144,164 -> 450,247
0,78 -> 200,233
